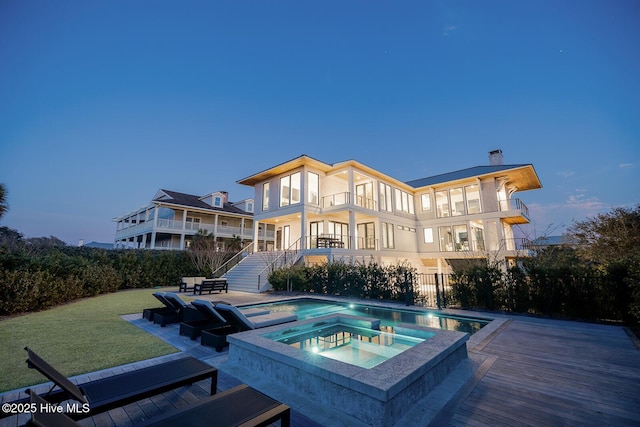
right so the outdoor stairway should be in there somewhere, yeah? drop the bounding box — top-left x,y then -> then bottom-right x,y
222,252 -> 272,293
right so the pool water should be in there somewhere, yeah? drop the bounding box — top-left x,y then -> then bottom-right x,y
268,323 -> 427,369
241,298 -> 489,334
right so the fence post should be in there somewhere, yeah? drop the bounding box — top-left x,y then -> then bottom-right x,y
435,273 -> 442,309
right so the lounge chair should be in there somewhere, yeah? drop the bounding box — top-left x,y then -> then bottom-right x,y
29,384 -> 290,427
153,292 -> 205,327
215,303 -> 298,331
142,292 -> 177,322
23,347 -> 217,420
179,300 -> 227,340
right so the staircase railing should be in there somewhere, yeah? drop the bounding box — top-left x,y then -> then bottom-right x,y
211,241 -> 255,278
257,237 -> 304,291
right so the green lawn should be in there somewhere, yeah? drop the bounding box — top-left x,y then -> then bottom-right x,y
0,288 -> 179,393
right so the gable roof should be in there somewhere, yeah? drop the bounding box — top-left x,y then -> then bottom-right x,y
154,189 -> 250,215
406,164 -> 541,191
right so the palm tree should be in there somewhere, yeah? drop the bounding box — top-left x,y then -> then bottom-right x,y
0,183 -> 8,220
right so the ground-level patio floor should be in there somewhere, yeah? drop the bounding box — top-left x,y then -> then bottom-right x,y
2,291 -> 639,426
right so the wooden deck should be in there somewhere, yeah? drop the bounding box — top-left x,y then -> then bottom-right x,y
430,315 -> 640,426
2,292 -> 639,426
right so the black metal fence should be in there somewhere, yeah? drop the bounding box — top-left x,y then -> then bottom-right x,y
415,270 -> 630,322
415,273 -> 454,308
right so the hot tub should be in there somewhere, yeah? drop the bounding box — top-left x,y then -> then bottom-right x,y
223,314 -> 469,426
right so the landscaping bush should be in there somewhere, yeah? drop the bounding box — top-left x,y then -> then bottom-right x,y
267,260 -> 420,304
0,242 -> 198,316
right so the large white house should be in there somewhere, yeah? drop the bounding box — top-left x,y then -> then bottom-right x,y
237,150 -> 542,276
113,150 -> 541,291
113,189 -> 275,250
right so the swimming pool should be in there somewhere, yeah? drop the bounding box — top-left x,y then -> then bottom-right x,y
266,320 -> 429,369
240,297 -> 490,334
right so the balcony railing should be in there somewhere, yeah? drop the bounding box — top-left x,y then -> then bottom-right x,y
322,192 -> 350,208
500,198 -> 530,218
321,192 -> 377,211
116,218 -> 274,240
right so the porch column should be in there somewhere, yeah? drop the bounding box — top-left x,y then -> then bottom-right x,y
150,206 -> 158,249
349,210 -> 356,249
300,211 -> 307,249
180,209 -> 187,250
253,220 -> 259,252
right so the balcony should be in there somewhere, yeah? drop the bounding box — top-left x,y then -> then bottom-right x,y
303,234 -> 379,251
116,218 -> 270,241
499,198 -> 530,224
321,192 -> 377,211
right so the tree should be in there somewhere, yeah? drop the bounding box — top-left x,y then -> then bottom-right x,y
187,230 -> 229,276
0,183 -> 8,220
567,205 -> 640,323
567,205 -> 640,266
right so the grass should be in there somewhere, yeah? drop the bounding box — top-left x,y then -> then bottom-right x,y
0,287 -> 180,393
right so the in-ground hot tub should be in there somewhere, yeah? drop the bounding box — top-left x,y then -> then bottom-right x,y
223,314 -> 469,427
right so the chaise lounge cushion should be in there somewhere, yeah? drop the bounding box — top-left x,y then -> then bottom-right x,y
241,307 -> 270,317
215,304 -> 297,330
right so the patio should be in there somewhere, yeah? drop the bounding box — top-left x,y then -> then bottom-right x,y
2,291 -> 639,426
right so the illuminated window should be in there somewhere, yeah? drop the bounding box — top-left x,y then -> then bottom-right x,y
262,183 -> 270,211
308,172 -> 319,204
379,183 -> 393,212
436,191 -> 449,218
423,228 -> 433,243
465,185 -> 481,214
450,188 -> 465,216
280,172 -> 301,207
421,194 -> 431,211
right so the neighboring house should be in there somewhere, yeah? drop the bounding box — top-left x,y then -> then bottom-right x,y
113,189 -> 275,250
237,150 -> 542,274
528,235 -> 576,249
78,240 -> 114,249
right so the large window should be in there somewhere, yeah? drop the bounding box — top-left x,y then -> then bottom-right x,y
450,188 -> 465,216
358,222 -> 376,249
421,194 -> 431,211
423,227 -> 434,243
394,188 -> 414,214
356,182 -> 374,209
439,226 -> 453,251
453,225 -> 469,250
308,172 -> 319,204
262,183 -> 270,211
280,172 -> 301,207
435,191 -> 449,217
328,221 -> 348,244
438,225 -> 471,251
185,217 -> 200,231
381,222 -> 395,249
310,221 -> 324,248
379,183 -> 393,212
465,184 -> 481,214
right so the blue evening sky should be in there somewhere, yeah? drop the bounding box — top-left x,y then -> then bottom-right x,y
1,1 -> 638,245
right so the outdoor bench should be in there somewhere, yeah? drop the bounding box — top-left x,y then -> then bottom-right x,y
194,278 -> 228,295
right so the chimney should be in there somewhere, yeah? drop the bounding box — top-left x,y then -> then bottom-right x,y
220,191 -> 229,203
489,149 -> 504,166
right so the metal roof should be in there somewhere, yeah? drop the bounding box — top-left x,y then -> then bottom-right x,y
154,189 -> 250,215
406,164 -> 541,190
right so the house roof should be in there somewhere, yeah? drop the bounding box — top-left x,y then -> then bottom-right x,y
237,154 -> 333,186
237,154 -> 416,190
239,154 -> 542,193
154,189 -> 250,215
406,164 -> 542,191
